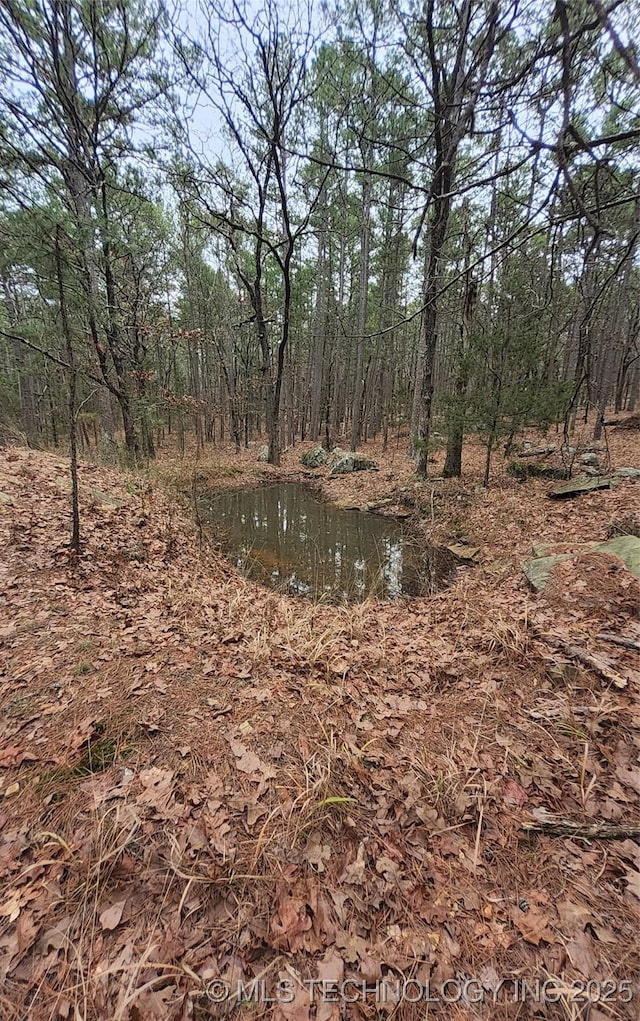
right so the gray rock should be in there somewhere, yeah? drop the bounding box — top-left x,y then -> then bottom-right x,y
328,448 -> 377,476
614,467 -> 640,479
600,535 -> 640,577
90,487 -> 128,509
519,444 -> 557,457
580,452 -> 600,466
549,476 -> 613,498
523,535 -> 640,590
300,446 -> 328,468
523,553 -> 571,591
257,445 -> 270,462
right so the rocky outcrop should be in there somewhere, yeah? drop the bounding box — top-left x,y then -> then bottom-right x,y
328,448 -> 377,476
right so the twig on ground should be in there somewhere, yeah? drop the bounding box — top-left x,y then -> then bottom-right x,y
595,633 -> 640,652
523,818 -> 640,839
533,629 -> 628,689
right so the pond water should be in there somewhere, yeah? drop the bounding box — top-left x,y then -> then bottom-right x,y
199,483 -> 457,602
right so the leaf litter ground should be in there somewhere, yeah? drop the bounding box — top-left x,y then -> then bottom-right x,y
0,421 -> 639,1021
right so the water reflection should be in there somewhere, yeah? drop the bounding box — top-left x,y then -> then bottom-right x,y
199,483 -> 457,602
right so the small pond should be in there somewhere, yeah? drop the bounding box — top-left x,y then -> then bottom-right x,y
199,482 -> 457,602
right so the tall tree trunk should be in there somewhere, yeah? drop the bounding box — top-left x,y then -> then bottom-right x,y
55,226 -> 80,554
308,203 -> 330,441
412,183 -> 452,477
350,172 -> 372,452
444,208 -> 475,477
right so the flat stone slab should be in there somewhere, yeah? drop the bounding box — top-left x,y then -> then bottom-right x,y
600,535 -> 640,577
90,487 -> 128,509
548,476 -> 613,498
523,535 -> 640,591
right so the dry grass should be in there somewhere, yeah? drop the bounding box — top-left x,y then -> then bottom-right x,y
1,426 -> 639,1020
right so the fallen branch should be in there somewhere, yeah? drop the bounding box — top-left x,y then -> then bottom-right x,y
534,630 -> 628,689
596,633 -> 640,652
523,818 -> 640,840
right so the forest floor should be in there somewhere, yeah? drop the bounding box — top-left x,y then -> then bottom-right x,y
1,418 -> 640,1021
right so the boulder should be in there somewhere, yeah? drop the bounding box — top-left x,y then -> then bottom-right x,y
614,467 -> 640,479
300,446 -> 328,468
328,448 -> 377,476
580,452 -> 600,466
257,445 -> 270,463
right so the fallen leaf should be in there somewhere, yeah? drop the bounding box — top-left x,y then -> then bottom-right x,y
565,930 -> 597,975
228,738 -> 276,779
510,890 -> 557,946
0,747 -> 36,767
99,899 -> 126,931
271,895 -> 313,952
624,869 -> 640,901
303,832 -> 332,872
274,968 -> 311,1021
503,778 -> 529,807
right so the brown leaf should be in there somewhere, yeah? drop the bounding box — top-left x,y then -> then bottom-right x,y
99,899 -> 126,931
274,969 -> 311,1021
340,841 -> 366,885
565,930 -> 597,976
556,900 -> 590,934
503,778 -> 529,807
228,738 -> 276,780
615,764 -> 640,796
303,831 -> 331,872
624,868 -> 640,901
271,895 -> 313,952
510,890 -> 557,946
0,747 -> 36,767
315,950 -> 344,1021
334,929 -> 369,965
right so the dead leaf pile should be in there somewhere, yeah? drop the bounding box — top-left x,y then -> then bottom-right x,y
0,436 -> 639,1020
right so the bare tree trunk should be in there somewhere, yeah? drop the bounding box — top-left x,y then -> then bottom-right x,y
410,0 -> 499,477
350,172 -> 372,452
444,204 -> 475,477
308,211 -> 330,441
55,226 -> 80,554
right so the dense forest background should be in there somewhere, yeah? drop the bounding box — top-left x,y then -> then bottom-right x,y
1,0 -> 639,482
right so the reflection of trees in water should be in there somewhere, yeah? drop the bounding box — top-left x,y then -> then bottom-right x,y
201,483 -> 456,601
